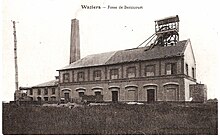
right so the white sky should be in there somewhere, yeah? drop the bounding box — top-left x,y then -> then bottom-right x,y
1,0 -> 220,101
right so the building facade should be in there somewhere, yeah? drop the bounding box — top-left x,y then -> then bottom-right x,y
18,15 -> 207,103
57,39 -> 196,103
19,78 -> 59,102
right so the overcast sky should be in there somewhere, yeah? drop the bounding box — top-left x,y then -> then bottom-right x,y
1,0 -> 220,101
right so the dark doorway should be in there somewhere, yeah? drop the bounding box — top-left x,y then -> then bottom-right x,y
147,89 -> 155,103
95,91 -> 101,96
44,97 -> 48,102
51,96 -> 56,102
95,91 -> 103,102
64,92 -> 70,103
37,97 -> 41,102
79,92 -> 84,97
112,91 -> 118,102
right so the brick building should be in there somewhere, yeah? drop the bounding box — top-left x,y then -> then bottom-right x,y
57,39 -> 196,103
19,15 -> 207,103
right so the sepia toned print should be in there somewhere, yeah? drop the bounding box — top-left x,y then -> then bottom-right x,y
2,0 -> 218,135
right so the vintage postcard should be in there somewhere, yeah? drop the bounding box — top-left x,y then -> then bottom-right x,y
1,0 -> 219,135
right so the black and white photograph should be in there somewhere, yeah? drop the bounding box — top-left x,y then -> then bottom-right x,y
1,0 -> 219,135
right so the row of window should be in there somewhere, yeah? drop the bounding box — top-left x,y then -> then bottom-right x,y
29,88 -> 56,95
63,70 -> 104,82
35,96 -> 57,101
62,63 -> 194,83
78,91 -> 102,97
63,65 -> 155,83
71,85 -> 178,101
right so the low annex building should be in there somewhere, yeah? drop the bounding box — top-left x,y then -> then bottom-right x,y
17,16 -> 207,103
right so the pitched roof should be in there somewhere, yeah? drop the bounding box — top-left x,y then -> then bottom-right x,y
58,40 -> 188,71
106,40 -> 187,64
60,51 -> 116,70
32,79 -> 59,88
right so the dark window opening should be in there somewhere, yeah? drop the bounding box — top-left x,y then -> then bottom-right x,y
112,91 -> 118,102
186,63 -> 188,75
95,91 -> 101,96
64,92 -> 70,103
37,89 -> 41,95
37,97 -> 41,101
44,88 -> 48,95
147,89 -> 155,103
79,92 -> 84,97
44,97 -> 48,101
192,67 -> 195,79
52,88 -> 55,95
29,89 -> 33,95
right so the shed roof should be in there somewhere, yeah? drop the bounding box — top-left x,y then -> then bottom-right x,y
32,79 -> 59,88
58,40 -> 188,71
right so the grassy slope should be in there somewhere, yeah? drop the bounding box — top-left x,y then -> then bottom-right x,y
2,102 -> 218,135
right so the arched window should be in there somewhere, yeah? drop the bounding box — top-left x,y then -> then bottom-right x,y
44,97 -> 48,101
143,84 -> 158,102
92,87 -> 103,102
163,83 -> 179,101
37,97 -> 41,101
61,88 -> 71,103
76,87 -> 86,97
92,87 -> 103,95
51,96 -> 56,101
125,85 -> 138,101
109,86 -> 120,102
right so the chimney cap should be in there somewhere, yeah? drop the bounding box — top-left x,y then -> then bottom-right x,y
72,18 -> 79,21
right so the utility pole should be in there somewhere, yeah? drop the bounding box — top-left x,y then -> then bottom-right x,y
12,20 -> 19,91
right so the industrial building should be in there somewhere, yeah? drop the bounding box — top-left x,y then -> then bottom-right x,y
17,15 -> 207,103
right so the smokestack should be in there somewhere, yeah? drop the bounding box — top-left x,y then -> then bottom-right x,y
70,19 -> 80,64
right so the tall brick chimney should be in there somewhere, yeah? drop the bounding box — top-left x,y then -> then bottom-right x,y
70,19 -> 80,64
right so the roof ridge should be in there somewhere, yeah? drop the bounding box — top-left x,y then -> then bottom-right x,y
86,50 -> 117,57
104,51 -> 118,65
